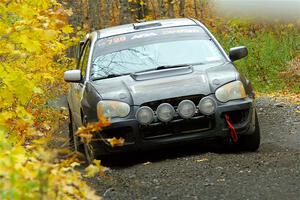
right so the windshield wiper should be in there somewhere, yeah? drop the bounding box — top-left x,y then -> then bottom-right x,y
91,73 -> 131,81
133,64 -> 192,74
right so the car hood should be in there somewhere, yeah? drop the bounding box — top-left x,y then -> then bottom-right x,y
92,62 -> 238,105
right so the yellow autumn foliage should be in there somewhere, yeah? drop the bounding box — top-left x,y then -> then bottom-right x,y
0,0 -> 100,199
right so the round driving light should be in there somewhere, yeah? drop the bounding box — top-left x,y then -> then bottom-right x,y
136,106 -> 154,125
198,97 -> 216,115
156,103 -> 175,122
177,100 -> 196,119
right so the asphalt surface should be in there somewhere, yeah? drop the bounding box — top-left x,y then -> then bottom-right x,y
52,96 -> 300,200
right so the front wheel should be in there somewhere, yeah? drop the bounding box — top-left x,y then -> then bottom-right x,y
238,111 -> 261,151
68,108 -> 83,152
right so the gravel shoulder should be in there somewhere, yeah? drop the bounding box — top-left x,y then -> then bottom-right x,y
53,96 -> 300,200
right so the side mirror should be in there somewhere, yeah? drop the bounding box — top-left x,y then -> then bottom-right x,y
76,40 -> 85,60
64,70 -> 82,82
229,46 -> 248,62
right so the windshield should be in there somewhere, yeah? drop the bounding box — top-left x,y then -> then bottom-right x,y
91,26 -> 225,79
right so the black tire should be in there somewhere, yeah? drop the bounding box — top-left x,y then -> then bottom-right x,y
68,107 -> 83,153
68,107 -> 75,150
238,111 -> 261,151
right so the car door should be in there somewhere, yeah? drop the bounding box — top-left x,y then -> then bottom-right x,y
72,40 -> 91,126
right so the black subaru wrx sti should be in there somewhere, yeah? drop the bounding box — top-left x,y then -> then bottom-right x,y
64,18 -> 260,162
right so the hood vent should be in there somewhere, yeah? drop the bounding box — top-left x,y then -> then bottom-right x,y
131,66 -> 193,81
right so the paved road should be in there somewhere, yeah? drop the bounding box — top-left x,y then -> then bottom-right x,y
52,96 -> 300,200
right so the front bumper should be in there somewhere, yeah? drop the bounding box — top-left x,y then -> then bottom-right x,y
92,97 -> 256,155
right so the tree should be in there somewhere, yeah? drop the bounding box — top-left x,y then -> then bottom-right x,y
179,0 -> 185,17
193,0 -> 198,17
104,0 -> 113,27
120,0 -> 133,24
67,0 -> 85,29
157,0 -> 166,18
88,0 -> 102,30
168,0 -> 174,18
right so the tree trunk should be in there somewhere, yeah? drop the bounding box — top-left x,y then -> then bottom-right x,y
157,0 -> 166,18
136,0 -> 150,21
119,0 -> 133,24
179,0 -> 185,17
65,0 -> 86,29
64,0 -> 86,57
88,0 -> 102,30
149,0 -> 157,19
199,0 -> 205,19
103,0 -> 112,27
168,0 -> 174,18
193,0 -> 198,18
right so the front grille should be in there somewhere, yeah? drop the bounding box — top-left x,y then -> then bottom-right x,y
141,95 -> 204,111
140,116 -> 214,140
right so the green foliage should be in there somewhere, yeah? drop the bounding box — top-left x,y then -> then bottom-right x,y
212,19 -> 300,93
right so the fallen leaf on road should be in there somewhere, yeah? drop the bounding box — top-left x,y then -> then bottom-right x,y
85,164 -> 99,177
196,158 -> 209,162
60,106 -> 67,111
85,159 -> 109,177
217,178 -> 225,182
70,162 -> 80,168
43,123 -> 51,130
143,161 -> 152,166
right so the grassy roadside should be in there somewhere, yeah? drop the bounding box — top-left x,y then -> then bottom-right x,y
211,20 -> 300,93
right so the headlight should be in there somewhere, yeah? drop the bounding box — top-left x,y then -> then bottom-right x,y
136,106 -> 154,125
198,97 -> 216,115
177,100 -> 196,119
156,103 -> 175,122
215,81 -> 247,102
97,100 -> 130,118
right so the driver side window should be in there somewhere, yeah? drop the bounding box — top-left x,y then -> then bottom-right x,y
78,40 -> 91,79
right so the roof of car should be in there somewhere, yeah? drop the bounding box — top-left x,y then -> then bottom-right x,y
94,18 -> 200,39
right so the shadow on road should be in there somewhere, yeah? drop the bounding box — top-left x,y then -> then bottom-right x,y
100,139 -> 240,168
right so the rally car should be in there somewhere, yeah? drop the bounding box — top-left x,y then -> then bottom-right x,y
64,18 -> 260,162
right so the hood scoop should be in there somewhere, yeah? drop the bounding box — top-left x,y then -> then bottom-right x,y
131,66 -> 193,81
